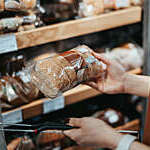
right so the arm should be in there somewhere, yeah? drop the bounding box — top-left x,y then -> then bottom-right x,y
86,52 -> 150,97
129,141 -> 150,150
124,74 -> 150,97
64,118 -> 150,150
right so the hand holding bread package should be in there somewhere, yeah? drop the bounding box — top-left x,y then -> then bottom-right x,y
27,45 -> 107,98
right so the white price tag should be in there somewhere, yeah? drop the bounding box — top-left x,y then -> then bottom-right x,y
2,109 -> 22,125
43,96 -> 65,114
0,34 -> 18,54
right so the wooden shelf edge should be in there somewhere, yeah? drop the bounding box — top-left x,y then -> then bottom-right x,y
116,119 -> 140,131
15,6 -> 142,50
2,68 -> 142,121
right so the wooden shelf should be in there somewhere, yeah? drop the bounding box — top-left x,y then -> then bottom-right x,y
15,6 -> 142,50
2,68 -> 142,122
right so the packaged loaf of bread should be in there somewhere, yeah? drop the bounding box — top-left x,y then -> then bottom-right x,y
0,71 -> 39,106
0,14 -> 36,33
104,0 -> 143,10
15,136 -> 35,150
41,2 -> 77,24
0,0 -> 37,12
28,45 -> 107,98
92,108 -> 126,127
105,43 -> 144,71
7,138 -> 22,150
78,0 -> 104,17
36,131 -> 65,150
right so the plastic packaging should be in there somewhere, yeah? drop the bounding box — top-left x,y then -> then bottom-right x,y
0,14 -> 36,33
16,136 -> 35,150
0,0 -> 37,12
78,0 -> 104,17
36,131 -> 65,150
29,45 -> 107,98
0,70 -> 39,106
105,43 -> 144,71
92,108 -> 126,127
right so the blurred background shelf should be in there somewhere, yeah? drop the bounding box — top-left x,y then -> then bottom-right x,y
15,6 -> 142,50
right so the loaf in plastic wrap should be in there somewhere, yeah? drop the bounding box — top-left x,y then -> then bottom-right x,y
0,14 -> 36,33
78,0 -> 104,17
28,45 -> 107,98
105,43 -> 144,71
0,70 -> 39,107
0,0 -> 37,12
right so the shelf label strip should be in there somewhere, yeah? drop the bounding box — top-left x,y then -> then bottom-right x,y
2,109 -> 23,125
43,95 -> 65,114
0,34 -> 18,54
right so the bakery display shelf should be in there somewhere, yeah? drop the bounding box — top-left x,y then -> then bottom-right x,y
64,119 -> 140,150
2,68 -> 142,123
15,6 -> 141,50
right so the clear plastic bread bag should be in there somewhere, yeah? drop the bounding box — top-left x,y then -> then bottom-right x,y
0,0 -> 37,12
104,43 -> 144,71
26,45 -> 107,98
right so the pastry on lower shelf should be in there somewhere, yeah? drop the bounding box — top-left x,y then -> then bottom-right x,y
36,130 -> 75,150
15,136 -> 35,150
29,45 -> 107,98
0,0 -> 37,12
92,108 -> 125,127
105,43 -> 144,71
7,138 -> 22,150
36,131 -> 65,149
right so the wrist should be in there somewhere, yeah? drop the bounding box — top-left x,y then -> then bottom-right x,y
123,73 -> 150,97
123,72 -> 131,94
108,132 -> 124,149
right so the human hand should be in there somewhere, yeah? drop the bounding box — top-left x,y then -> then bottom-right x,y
86,52 -> 126,94
64,117 -> 123,149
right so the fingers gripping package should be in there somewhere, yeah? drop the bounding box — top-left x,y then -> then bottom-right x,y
28,45 -> 107,98
0,0 -> 37,12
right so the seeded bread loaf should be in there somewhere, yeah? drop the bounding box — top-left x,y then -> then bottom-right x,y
30,45 -> 107,98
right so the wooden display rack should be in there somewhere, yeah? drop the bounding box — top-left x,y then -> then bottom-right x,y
15,6 -> 141,50
0,5 -> 144,150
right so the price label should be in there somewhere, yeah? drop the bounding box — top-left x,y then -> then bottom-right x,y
2,109 -> 22,125
0,34 -> 18,54
43,96 -> 65,114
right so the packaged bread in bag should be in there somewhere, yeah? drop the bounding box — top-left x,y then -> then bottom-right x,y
0,0 -> 37,12
28,45 -> 107,98
78,0 -> 104,17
